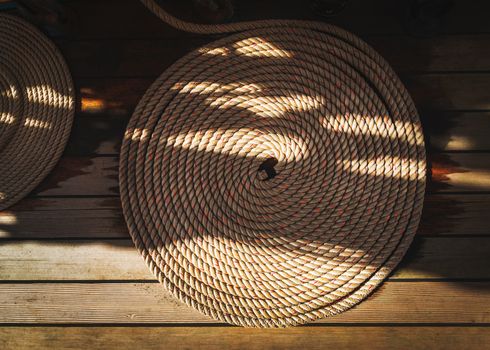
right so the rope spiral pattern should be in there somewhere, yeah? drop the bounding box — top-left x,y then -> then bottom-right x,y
119,1 -> 426,327
0,14 -> 74,210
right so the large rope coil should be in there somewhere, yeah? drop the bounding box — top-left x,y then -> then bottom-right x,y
119,1 -> 426,327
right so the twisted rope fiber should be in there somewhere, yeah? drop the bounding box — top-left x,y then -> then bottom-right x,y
0,14 -> 74,210
119,0 -> 427,327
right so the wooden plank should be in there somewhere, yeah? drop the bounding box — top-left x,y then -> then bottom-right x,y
59,35 -> 490,79
6,197 -> 121,211
65,115 -> 127,156
369,35 -> 490,73
74,74 -> 490,119
0,198 -> 126,239
32,156 -> 119,197
28,153 -> 490,197
430,154 -> 490,193
0,237 -> 488,281
2,194 -> 489,239
0,282 -> 488,324
59,38 -> 208,78
77,78 -> 147,117
56,0 -> 490,39
405,74 -> 490,111
419,195 -> 490,236
426,112 -> 490,152
1,326 -> 489,350
0,240 -> 152,280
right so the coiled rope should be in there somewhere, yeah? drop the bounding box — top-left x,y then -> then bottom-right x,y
0,14 -> 74,210
119,0 -> 426,327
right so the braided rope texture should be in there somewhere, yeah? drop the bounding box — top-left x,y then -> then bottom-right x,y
119,1 -> 427,327
0,14 -> 74,210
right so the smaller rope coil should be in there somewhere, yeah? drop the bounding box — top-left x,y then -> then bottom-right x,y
0,14 -> 74,210
119,1 -> 427,327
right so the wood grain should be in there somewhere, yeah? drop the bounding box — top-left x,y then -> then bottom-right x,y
405,74 -> 490,111
1,326 -> 489,350
430,154 -> 490,192
426,112 -> 490,152
0,197 -> 126,239
3,194 -> 489,239
51,0 -> 490,39
2,0 -> 489,344
32,157 -> 119,197
0,282 -> 488,324
0,237 -> 487,280
419,195 -> 490,236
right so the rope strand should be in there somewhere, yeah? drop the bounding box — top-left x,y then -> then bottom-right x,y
119,1 -> 427,327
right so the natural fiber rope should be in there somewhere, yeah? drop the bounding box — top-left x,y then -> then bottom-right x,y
0,14 -> 74,210
119,0 -> 426,327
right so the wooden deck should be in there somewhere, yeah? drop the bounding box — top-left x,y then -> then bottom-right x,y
1,0 -> 490,348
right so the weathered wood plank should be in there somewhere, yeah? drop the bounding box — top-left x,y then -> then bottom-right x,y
0,237 -> 489,280
369,35 -> 490,73
235,0 -> 490,36
1,326 -> 489,350
32,157 -> 119,197
426,112 -> 490,152
0,198 -> 126,239
65,115 -> 126,156
55,0 -> 490,39
0,282 -> 488,324
6,197 -> 121,211
59,35 -> 490,79
2,194 -> 489,239
419,195 -> 490,236
0,240 -> 152,280
405,74 -> 490,111
27,153 -> 490,197
430,154 -> 490,192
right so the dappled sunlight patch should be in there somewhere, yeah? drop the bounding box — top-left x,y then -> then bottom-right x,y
26,85 -> 74,110
233,37 -> 293,58
0,212 -> 17,225
173,81 -> 264,95
443,169 -> 490,190
0,212 -> 17,237
341,156 -> 425,180
442,135 -> 477,150
321,114 -> 424,146
199,47 -> 231,56
209,93 -> 324,116
163,127 -> 310,162
125,127 -> 150,142
1,84 -> 18,99
81,97 -> 106,113
24,117 -> 52,129
0,112 -> 15,125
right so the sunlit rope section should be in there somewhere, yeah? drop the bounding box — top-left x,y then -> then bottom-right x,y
119,1 -> 426,327
0,14 -> 74,210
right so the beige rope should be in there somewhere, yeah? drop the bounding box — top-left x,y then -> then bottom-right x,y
0,14 -> 74,210
119,1 -> 426,327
